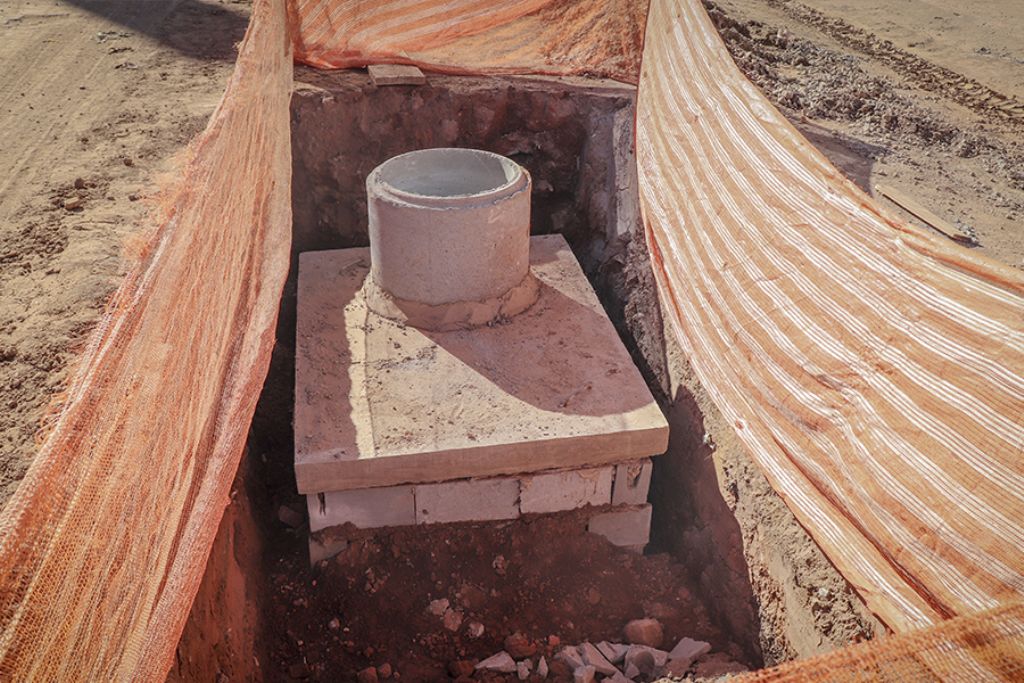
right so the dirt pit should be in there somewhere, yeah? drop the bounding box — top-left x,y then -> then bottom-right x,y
172,70 -> 880,683
266,514 -> 747,682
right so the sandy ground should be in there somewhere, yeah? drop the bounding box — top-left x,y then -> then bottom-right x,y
0,0 -> 251,505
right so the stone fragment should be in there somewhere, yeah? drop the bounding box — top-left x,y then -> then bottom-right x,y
277,504 -> 304,528
588,505 -> 652,549
63,196 -> 84,211
476,651 -> 517,673
428,598 -> 449,616
327,617 -> 340,630
416,478 -> 520,524
537,656 -> 549,678
597,642 -> 628,664
612,460 -> 653,505
623,662 -> 641,679
623,618 -> 663,647
573,665 -> 596,683
356,667 -> 378,683
517,659 -> 532,680
623,645 -> 668,678
579,642 -> 617,676
519,466 -> 613,513
467,621 -> 485,638
505,632 -> 537,659
368,63 -> 427,87
556,645 -> 585,670
667,637 -> 711,671
377,662 -> 393,679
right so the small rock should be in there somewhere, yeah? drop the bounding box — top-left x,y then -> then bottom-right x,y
63,196 -> 84,211
428,598 -> 449,616
597,642 -> 628,664
516,659 -> 532,680
327,618 -> 340,630
466,621 -> 485,638
537,656 -> 549,679
73,177 -> 87,189
377,663 -> 393,679
556,646 -> 584,670
476,651 -> 517,673
504,632 -> 537,659
128,193 -> 140,201
356,667 -> 379,683
448,660 -> 475,677
623,618 -> 663,647
579,642 -> 617,676
277,505 -> 303,528
442,608 -> 463,632
623,645 -> 668,678
548,635 -> 561,648
492,554 -> 507,576
123,156 -> 134,166
667,637 -> 711,671
573,664 -> 596,683
585,587 -> 601,605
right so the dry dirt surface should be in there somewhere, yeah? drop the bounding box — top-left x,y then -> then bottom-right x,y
707,0 -> 1024,267
0,0 -> 251,506
265,512 -> 750,682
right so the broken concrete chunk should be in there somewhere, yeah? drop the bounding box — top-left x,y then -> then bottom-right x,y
476,651 -> 517,673
537,656 -> 549,679
623,645 -> 669,677
579,642 -> 618,676
597,641 -> 628,664
668,637 -> 712,670
367,63 -> 427,87
517,659 -> 532,680
556,645 -> 585,670
623,618 -> 664,647
573,664 -> 596,683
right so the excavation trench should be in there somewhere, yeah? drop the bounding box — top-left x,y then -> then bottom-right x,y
169,71 -> 883,682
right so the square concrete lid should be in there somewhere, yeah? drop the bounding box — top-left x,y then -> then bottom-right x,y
294,234 -> 668,494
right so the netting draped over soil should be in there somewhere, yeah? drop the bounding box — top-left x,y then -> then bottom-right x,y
637,0 -> 1024,635
0,0 -> 292,678
1,0 -> 1023,679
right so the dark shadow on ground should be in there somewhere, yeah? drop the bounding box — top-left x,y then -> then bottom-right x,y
65,0 -> 249,62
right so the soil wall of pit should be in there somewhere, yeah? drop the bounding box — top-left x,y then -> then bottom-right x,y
173,69 -> 883,679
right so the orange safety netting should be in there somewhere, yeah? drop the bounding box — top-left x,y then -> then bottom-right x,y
637,0 -> 1024,634
289,0 -> 648,83
1,0 -> 1023,679
0,0 -> 292,678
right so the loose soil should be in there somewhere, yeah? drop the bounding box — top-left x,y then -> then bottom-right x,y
265,514 -> 747,682
0,0 -> 251,505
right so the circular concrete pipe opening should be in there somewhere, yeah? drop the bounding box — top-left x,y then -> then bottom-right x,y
366,148 -> 538,331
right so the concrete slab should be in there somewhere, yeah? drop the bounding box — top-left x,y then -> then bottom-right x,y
368,64 -> 426,87
415,478 -> 520,524
520,466 -> 613,514
295,234 -> 668,494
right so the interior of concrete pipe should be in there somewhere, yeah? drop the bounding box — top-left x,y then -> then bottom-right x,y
169,70 -> 883,683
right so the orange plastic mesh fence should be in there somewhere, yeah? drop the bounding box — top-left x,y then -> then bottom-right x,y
736,601 -> 1024,682
290,0 -> 649,83
2,0 -> 1023,679
0,0 -> 292,678
637,0 -> 1024,633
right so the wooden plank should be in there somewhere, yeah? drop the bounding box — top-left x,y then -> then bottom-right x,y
367,63 -> 426,87
875,183 -> 976,245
